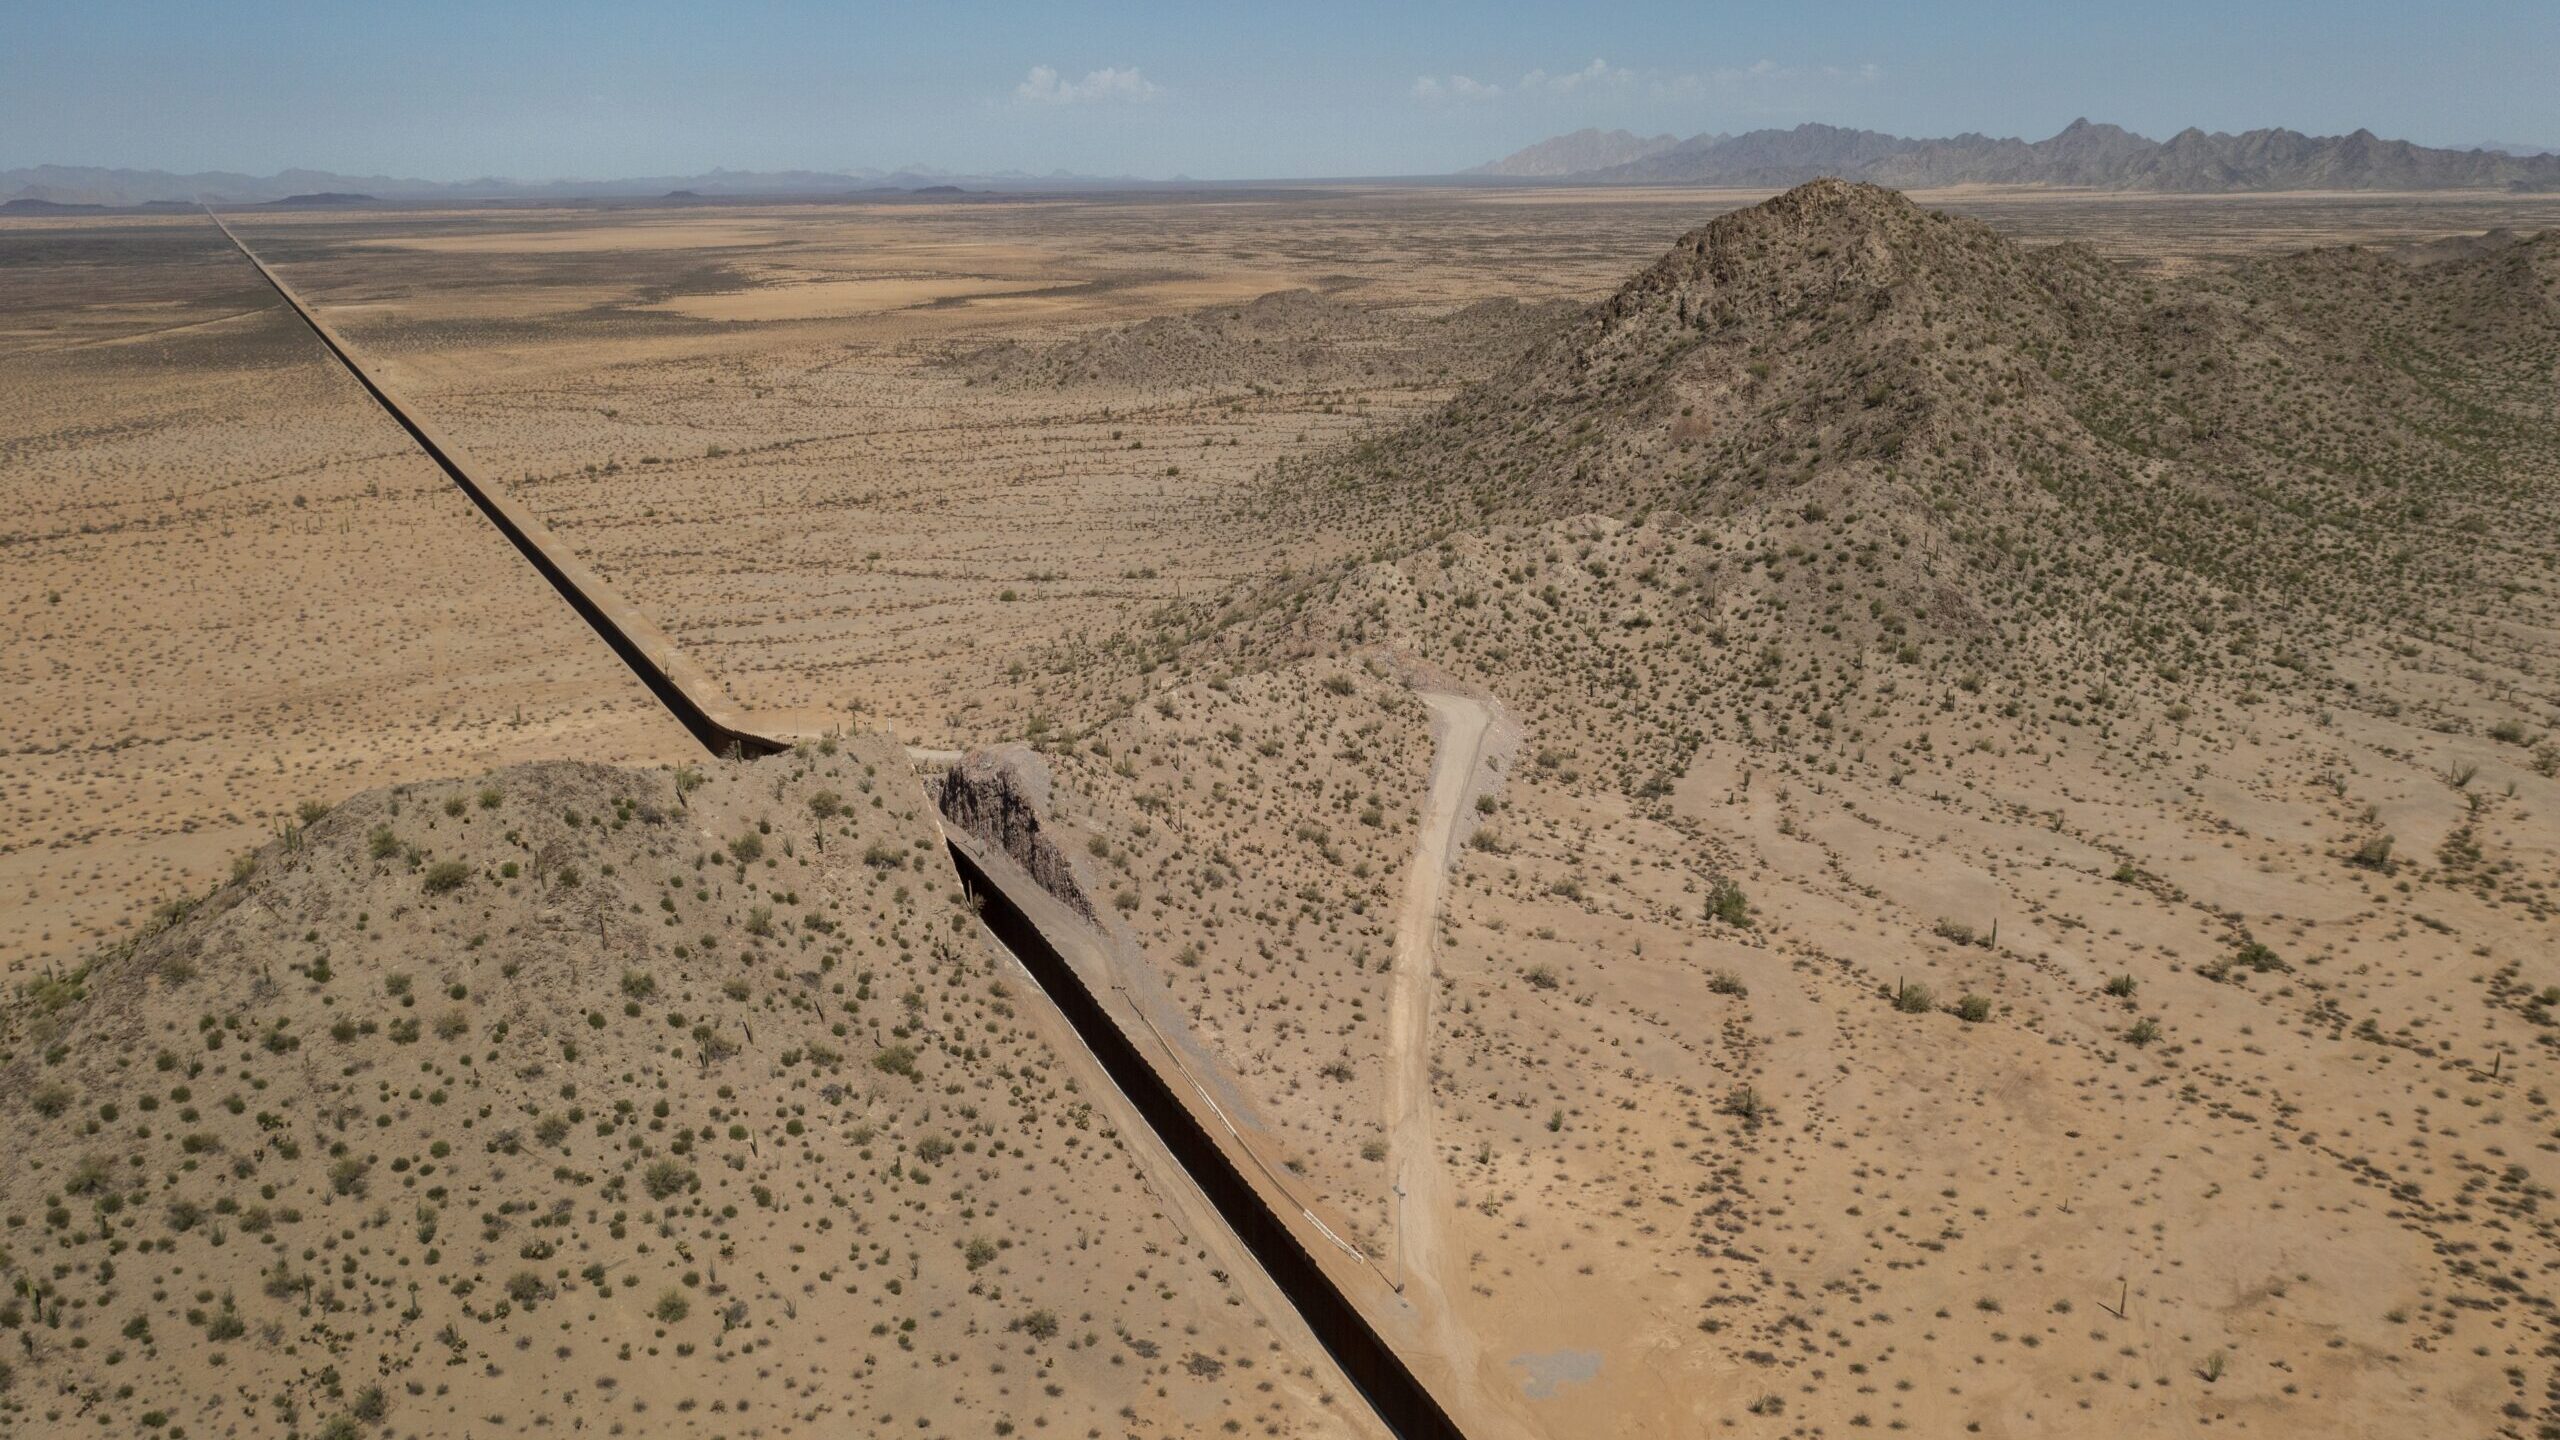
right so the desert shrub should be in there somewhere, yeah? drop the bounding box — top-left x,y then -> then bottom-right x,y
2125,1017 -> 2162,1047
65,1154 -> 111,1194
1523,964 -> 1559,990
1706,878 -> 1751,927
653,1289 -> 690,1323
2234,942 -> 2286,973
808,791 -> 842,819
1891,982 -> 1935,1014
1018,1308 -> 1059,1340
643,1159 -> 695,1200
2105,973 -> 2138,997
1952,993 -> 1993,1023
1706,970 -> 1748,997
727,833 -> 764,865
872,1043 -> 919,1078
1722,1085 -> 1768,1125
421,860 -> 470,895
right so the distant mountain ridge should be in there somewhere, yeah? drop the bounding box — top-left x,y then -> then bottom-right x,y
1466,127 -> 1687,177
0,162 -> 1147,207
1473,119 -> 2560,191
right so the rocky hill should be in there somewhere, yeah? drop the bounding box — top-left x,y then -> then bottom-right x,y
1481,118 -> 2560,191
0,741 -> 1347,1437
1248,181 -> 2555,697
1000,180 -> 2560,1440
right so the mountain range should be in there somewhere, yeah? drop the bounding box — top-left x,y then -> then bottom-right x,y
1472,118 -> 2560,190
0,162 -> 1147,207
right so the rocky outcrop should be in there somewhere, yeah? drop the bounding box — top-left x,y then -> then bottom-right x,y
938,745 -> 1097,921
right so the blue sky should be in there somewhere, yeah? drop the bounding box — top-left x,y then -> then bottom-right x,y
9,1 -> 2555,179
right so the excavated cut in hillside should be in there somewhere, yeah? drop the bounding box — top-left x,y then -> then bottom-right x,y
0,743 -> 1347,1438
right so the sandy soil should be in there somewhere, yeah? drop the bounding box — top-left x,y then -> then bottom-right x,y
10,183 -> 2560,1438
1383,692 -> 1512,1430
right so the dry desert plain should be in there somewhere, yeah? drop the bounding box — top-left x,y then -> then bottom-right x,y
5,181 -> 2560,1439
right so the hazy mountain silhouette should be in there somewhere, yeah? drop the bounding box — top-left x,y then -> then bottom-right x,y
1473,119 -> 2560,191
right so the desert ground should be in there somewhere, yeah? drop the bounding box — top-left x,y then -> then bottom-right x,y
6,181 -> 2560,1438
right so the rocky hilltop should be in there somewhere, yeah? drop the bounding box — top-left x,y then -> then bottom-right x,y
1256,178 -> 2556,700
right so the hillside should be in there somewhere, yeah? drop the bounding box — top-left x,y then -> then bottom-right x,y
1250,179 -> 2558,703
1480,118 -> 2560,190
0,742 -> 1352,1438
970,182 -> 2560,1437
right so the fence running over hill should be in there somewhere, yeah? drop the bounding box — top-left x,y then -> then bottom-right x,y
208,210 -> 1470,1440
950,836 -> 1469,1440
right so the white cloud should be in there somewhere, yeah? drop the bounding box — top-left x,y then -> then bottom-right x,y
1412,73 -> 1502,103
1017,65 -> 1160,105
1412,57 -> 1879,109
1518,58 -> 1637,97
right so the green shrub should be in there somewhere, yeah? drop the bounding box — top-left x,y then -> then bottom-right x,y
643,1158 -> 694,1200
421,860 -> 471,895
1706,878 -> 1750,927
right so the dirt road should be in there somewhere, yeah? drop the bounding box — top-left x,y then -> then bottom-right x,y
1386,691 -> 1541,1437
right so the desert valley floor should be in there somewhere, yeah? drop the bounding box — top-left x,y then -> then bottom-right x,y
6,181 -> 2560,1438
